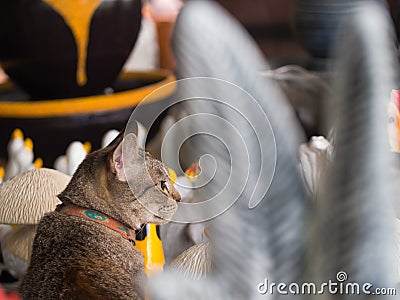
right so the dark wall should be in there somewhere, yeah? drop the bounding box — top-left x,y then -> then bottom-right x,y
216,0 -> 309,67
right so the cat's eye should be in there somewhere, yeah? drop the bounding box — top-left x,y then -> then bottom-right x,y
160,181 -> 168,192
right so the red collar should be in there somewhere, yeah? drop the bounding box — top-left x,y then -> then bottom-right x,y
59,204 -> 136,245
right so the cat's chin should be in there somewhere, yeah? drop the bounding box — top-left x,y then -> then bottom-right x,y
158,203 -> 178,214
151,215 -> 171,225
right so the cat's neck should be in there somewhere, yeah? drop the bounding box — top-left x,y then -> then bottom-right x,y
58,151 -> 139,229
58,203 -> 137,243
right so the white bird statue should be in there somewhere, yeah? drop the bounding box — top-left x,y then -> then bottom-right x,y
5,129 -> 41,180
16,138 -> 34,173
7,129 -> 24,156
54,141 -> 91,176
53,156 -> 68,175
4,128 -> 25,180
101,129 -> 120,148
102,123 -> 147,149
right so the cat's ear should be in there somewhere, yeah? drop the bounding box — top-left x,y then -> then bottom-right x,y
110,133 -> 138,181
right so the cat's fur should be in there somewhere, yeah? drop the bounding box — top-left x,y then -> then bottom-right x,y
19,131 -> 181,299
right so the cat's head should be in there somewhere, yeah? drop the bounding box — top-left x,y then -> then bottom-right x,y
59,131 -> 181,230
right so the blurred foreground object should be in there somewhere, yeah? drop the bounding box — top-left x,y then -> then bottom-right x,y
149,1 -> 307,299
298,136 -> 333,200
388,89 -> 400,152
149,1 -> 400,300
312,1 -> 399,293
262,65 -> 331,137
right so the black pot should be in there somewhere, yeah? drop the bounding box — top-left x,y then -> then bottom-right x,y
0,0 -> 142,99
0,70 -> 176,166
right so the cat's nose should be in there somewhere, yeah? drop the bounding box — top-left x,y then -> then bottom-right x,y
173,190 -> 181,202
175,194 -> 181,202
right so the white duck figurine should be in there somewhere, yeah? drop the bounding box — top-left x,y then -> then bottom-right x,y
102,123 -> 147,149
17,138 -> 42,173
54,141 -> 91,176
4,128 -> 24,180
17,138 -> 35,172
5,130 -> 41,180
7,128 -> 24,156
101,129 -> 120,148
